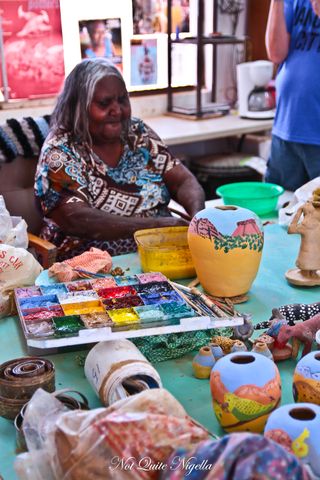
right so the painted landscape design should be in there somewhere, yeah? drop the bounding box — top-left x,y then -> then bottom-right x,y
189,217 -> 263,254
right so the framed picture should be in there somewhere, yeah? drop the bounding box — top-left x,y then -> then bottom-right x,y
132,0 -> 191,35
130,38 -> 158,87
0,0 -> 65,100
79,18 -> 123,72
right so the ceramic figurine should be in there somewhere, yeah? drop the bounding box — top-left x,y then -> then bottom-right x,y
265,319 -> 293,361
255,303 -> 320,331
210,351 -> 281,433
188,205 -> 264,297
210,336 -> 237,355
252,341 -> 273,361
232,313 -> 254,342
209,342 -> 224,361
286,193 -> 320,286
192,346 -> 215,379
230,340 -> 247,353
264,403 -> 320,478
276,312 -> 320,359
293,351 -> 320,405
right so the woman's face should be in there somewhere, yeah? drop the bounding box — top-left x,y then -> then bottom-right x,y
88,75 -> 131,144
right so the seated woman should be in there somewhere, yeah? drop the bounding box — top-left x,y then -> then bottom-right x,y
35,58 -> 205,260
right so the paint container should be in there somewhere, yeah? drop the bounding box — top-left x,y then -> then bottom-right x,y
107,308 -> 140,326
91,277 -> 117,290
84,339 -> 162,406
97,286 -> 137,299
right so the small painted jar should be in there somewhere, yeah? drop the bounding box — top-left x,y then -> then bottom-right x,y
210,351 -> 281,433
252,341 -> 273,361
264,403 -> 320,478
255,333 -> 275,352
192,346 -> 215,379
209,342 -> 224,361
293,351 -> 320,405
230,340 -> 247,353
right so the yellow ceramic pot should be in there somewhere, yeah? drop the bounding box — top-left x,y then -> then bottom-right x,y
188,205 -> 264,297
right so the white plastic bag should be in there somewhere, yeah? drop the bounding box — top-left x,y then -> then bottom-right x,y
0,244 -> 43,317
278,177 -> 320,227
0,196 -> 28,249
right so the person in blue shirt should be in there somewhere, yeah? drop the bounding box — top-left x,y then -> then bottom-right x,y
265,0 -> 320,191
84,20 -> 115,59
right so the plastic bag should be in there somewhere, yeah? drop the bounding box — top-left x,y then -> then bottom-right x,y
0,244 -> 42,317
279,177 -> 320,227
0,196 -> 28,249
15,388 -> 209,480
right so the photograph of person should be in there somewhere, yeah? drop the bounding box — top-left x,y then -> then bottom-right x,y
131,39 -> 157,86
79,18 -> 123,71
132,0 -> 190,35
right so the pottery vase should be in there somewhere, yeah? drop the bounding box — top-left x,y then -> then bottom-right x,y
192,346 -> 215,379
210,351 -> 281,433
230,340 -> 247,353
252,341 -> 273,361
293,351 -> 320,405
188,205 -> 264,297
209,342 -> 224,361
264,403 -> 320,477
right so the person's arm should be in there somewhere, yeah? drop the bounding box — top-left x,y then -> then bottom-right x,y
265,0 -> 290,64
164,163 -> 205,218
49,199 -> 188,241
288,206 -> 304,234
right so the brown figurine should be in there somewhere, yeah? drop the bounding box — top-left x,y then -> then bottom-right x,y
286,189 -> 320,286
276,312 -> 320,359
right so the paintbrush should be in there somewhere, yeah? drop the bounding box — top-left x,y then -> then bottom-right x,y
169,281 -> 204,315
168,207 -> 192,222
72,268 -> 108,279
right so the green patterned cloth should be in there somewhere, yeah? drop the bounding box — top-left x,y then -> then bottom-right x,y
132,327 -> 233,363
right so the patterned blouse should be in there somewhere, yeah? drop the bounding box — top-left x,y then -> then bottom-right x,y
35,118 -> 180,260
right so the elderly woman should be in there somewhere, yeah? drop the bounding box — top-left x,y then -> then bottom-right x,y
35,58 -> 205,260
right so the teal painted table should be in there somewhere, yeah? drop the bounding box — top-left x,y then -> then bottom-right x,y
1,223 -> 319,480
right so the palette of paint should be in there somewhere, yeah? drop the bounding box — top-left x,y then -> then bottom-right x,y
14,272 -> 192,340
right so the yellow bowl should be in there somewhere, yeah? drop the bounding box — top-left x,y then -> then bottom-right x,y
134,226 -> 196,280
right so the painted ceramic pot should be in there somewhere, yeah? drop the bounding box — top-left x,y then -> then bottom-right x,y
188,205 -> 264,297
209,342 -> 224,361
264,403 -> 320,477
252,341 -> 273,361
293,351 -> 320,405
210,351 -> 281,433
192,346 -> 215,379
230,340 -> 247,353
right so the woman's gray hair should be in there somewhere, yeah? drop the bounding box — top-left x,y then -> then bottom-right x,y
50,58 -> 128,145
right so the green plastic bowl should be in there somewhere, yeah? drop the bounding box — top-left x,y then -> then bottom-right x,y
216,182 -> 284,216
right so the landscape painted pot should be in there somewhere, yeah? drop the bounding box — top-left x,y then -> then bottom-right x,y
210,351 -> 281,433
188,205 -> 264,297
293,351 -> 320,405
264,403 -> 320,477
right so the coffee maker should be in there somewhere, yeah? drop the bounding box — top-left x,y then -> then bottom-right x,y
237,60 -> 275,119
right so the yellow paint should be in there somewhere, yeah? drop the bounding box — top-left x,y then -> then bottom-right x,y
134,227 -> 196,280
108,308 -> 140,325
292,428 -> 310,458
188,234 -> 262,297
62,300 -> 105,316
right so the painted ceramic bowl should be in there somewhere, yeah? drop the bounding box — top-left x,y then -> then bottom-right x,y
210,351 -> 281,433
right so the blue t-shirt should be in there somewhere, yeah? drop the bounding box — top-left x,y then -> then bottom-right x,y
273,0 -> 320,145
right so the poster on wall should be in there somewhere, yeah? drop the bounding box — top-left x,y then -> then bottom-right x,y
130,38 -> 157,87
78,18 -> 123,72
132,0 -> 190,34
0,0 -> 65,100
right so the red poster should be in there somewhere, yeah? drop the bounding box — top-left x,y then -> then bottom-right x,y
0,0 -> 65,100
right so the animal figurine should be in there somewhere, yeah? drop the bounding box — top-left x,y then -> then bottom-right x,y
210,336 -> 239,355
254,302 -> 320,330
276,313 -> 320,358
232,313 -> 254,342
